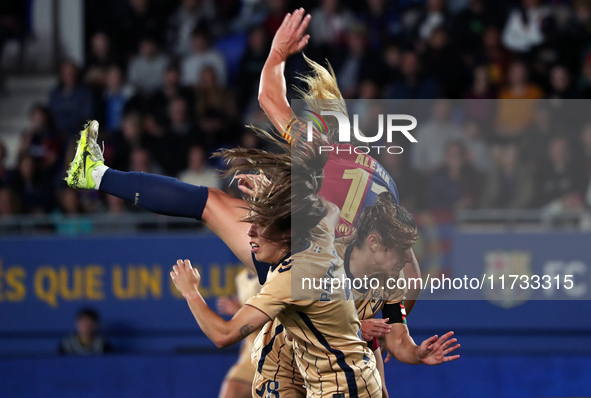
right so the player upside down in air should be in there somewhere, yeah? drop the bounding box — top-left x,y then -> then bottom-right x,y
256,8 -> 424,308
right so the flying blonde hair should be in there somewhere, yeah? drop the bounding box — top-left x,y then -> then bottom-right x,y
294,55 -> 364,145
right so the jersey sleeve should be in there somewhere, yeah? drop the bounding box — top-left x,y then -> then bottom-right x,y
382,301 -> 407,325
245,270 -> 292,321
283,117 -> 330,149
384,270 -> 406,304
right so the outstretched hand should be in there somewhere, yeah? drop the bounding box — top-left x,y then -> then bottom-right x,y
417,331 -> 461,365
271,8 -> 311,60
170,259 -> 201,298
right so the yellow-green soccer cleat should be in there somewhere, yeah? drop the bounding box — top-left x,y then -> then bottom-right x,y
65,120 -> 104,189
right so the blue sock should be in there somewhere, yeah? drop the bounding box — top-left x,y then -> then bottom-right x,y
100,169 -> 209,219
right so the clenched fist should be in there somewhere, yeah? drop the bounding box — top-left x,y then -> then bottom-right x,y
170,259 -> 201,298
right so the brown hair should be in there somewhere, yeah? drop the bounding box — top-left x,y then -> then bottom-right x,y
215,128 -> 328,251
350,192 -> 418,251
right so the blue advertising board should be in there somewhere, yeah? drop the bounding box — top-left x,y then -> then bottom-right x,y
1,231 -> 591,355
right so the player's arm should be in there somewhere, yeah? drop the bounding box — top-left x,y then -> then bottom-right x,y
401,250 -> 421,314
171,259 -> 270,348
384,324 -> 460,365
258,8 -> 311,133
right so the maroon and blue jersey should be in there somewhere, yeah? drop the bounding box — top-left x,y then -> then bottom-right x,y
320,144 -> 399,236
284,118 -> 400,237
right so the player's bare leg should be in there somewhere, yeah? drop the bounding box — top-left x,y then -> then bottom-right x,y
65,121 -> 256,271
201,188 -> 253,270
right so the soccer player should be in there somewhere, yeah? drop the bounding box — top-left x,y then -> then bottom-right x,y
64,9 -> 420,305
171,135 -> 383,397
250,193 -> 460,398
66,120 -> 258,272
256,9 -> 422,311
217,268 -> 262,398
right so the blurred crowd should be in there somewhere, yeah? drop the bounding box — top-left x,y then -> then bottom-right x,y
1,0 -> 591,227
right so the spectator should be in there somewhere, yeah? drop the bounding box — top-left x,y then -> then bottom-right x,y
577,123 -> 591,178
148,65 -> 194,125
11,155 -> 54,214
413,0 -> 451,42
547,65 -> 579,99
52,187 -> 94,235
0,187 -> 21,234
167,97 -> 195,138
102,113 -> 144,171
308,0 -> 354,53
334,24 -> 384,98
60,308 -> 110,355
167,0 -> 215,57
460,119 -> 493,172
411,99 -> 462,174
0,187 -> 19,216
421,27 -> 466,97
474,26 -> 511,87
536,136 -> 586,208
386,51 -> 439,99
379,148 -> 423,210
262,0 -> 288,37
127,37 -> 169,94
382,42 -> 402,83
236,26 -> 269,109
0,0 -> 27,90
546,65 -> 582,135
580,48 -> 591,97
453,0 -> 504,55
194,66 -> 236,120
101,65 -> 134,132
502,0 -> 551,53
48,60 -> 95,140
0,141 -> 12,188
496,61 -> 542,136
196,109 -> 232,150
560,0 -> 591,75
357,0 -> 402,49
480,143 -> 534,208
129,147 -> 161,174
118,0 -> 165,58
463,66 -> 497,127
178,145 -> 221,188
425,141 -> 481,211
84,32 -> 121,89
143,114 -> 184,175
181,27 -> 227,87
18,104 -> 62,179
520,104 -> 555,173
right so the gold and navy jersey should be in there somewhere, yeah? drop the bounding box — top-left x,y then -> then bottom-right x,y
236,268 -> 261,305
246,218 -> 381,397
335,243 -> 407,323
251,319 -> 305,397
251,240 -> 410,397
